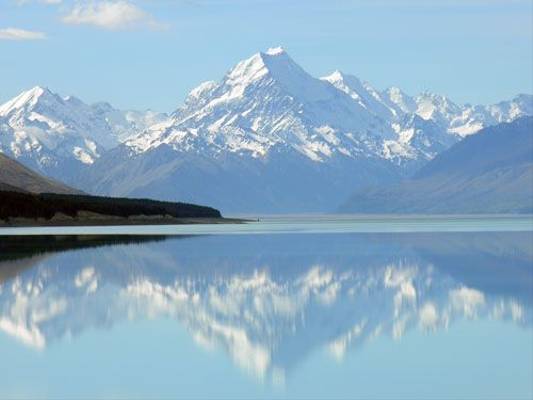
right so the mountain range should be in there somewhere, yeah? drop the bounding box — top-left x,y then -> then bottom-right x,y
1,47 -> 531,212
340,117 -> 533,214
0,86 -> 166,178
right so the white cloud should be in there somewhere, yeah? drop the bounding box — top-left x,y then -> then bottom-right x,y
419,302 -> 439,329
0,28 -> 47,40
62,1 -> 166,31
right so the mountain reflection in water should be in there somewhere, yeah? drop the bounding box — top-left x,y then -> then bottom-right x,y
0,232 -> 531,382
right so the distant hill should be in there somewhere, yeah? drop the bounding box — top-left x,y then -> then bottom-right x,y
339,117 -> 533,214
0,181 -> 22,192
0,152 -> 226,226
0,153 -> 81,194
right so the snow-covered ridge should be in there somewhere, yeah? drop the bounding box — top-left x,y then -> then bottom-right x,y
127,48 -> 532,165
128,48 -> 390,162
0,47 -> 531,188
0,85 -> 167,175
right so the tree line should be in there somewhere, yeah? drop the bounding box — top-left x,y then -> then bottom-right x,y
0,191 -> 222,221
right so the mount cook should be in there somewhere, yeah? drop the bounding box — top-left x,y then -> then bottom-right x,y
1,47 -> 531,212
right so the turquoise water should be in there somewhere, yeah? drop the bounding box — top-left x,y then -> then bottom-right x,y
0,219 -> 532,399
0,214 -> 532,235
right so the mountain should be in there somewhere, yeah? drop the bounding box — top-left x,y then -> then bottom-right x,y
322,70 -> 397,121
0,151 -> 223,226
0,86 -> 166,181
77,48 -> 531,212
322,71 -> 532,138
0,152 -> 81,194
412,91 -> 533,137
80,48 -> 406,212
2,48 -> 531,212
339,117 -> 533,214
128,47 -> 393,161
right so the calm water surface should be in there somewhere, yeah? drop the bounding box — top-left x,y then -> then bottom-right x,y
1,214 -> 532,236
0,217 -> 532,399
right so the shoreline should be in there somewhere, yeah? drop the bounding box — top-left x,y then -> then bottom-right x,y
0,216 -> 249,228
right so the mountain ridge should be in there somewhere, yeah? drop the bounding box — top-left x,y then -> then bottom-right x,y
0,85 -> 167,180
339,117 -> 533,214
1,47 -> 531,212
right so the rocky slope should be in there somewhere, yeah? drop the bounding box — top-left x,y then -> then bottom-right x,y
0,152 -> 81,194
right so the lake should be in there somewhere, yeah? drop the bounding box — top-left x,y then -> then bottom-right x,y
0,216 -> 532,399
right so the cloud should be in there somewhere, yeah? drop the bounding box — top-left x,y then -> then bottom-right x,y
62,1 -> 166,31
0,28 -> 47,40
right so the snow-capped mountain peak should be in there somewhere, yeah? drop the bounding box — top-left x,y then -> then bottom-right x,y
225,52 -> 270,88
322,70 -> 397,120
0,86 -> 167,178
265,46 -> 285,56
0,86 -> 59,117
222,46 -> 333,103
321,70 -> 360,98
415,91 -> 462,122
225,46 -> 292,85
129,47 -> 531,170
322,69 -> 345,81
380,86 -> 417,116
1,48 -> 531,211
130,47 -> 394,162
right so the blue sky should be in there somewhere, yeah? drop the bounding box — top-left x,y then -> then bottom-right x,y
0,0 -> 531,111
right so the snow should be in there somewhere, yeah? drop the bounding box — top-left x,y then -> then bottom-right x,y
315,125 -> 340,146
0,86 -> 167,173
73,146 -> 95,164
128,48 -> 397,163
381,86 -> 416,116
226,52 -> 270,88
383,139 -> 415,160
323,71 -> 398,121
0,47 -> 531,178
322,71 -> 363,102
265,46 -> 285,56
0,86 -> 47,116
188,80 -> 217,99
